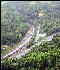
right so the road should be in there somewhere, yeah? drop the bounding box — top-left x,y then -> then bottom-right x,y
1,24 -> 35,60
15,28 -> 58,59
35,24 -> 40,41
1,23 -> 58,60
37,33 -> 57,46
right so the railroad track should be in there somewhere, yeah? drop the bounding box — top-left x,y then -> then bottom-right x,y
1,24 -> 35,60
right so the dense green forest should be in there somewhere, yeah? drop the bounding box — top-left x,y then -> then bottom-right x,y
1,1 -> 60,70
1,1 -> 29,46
1,33 -> 60,70
1,1 -> 60,45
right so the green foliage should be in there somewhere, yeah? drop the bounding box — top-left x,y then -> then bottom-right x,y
1,35 -> 60,70
1,2 -> 29,46
1,1 -> 60,70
